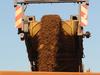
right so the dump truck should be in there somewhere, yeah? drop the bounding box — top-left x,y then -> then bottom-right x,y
14,0 -> 91,72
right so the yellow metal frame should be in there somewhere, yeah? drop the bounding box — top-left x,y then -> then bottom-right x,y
29,20 -> 79,37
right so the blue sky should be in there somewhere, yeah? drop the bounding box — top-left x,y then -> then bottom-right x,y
0,0 -> 100,72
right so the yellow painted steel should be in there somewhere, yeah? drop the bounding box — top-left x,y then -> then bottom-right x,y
29,20 -> 79,37
29,21 -> 41,37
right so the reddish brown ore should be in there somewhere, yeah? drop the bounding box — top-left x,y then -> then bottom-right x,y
38,15 -> 61,71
